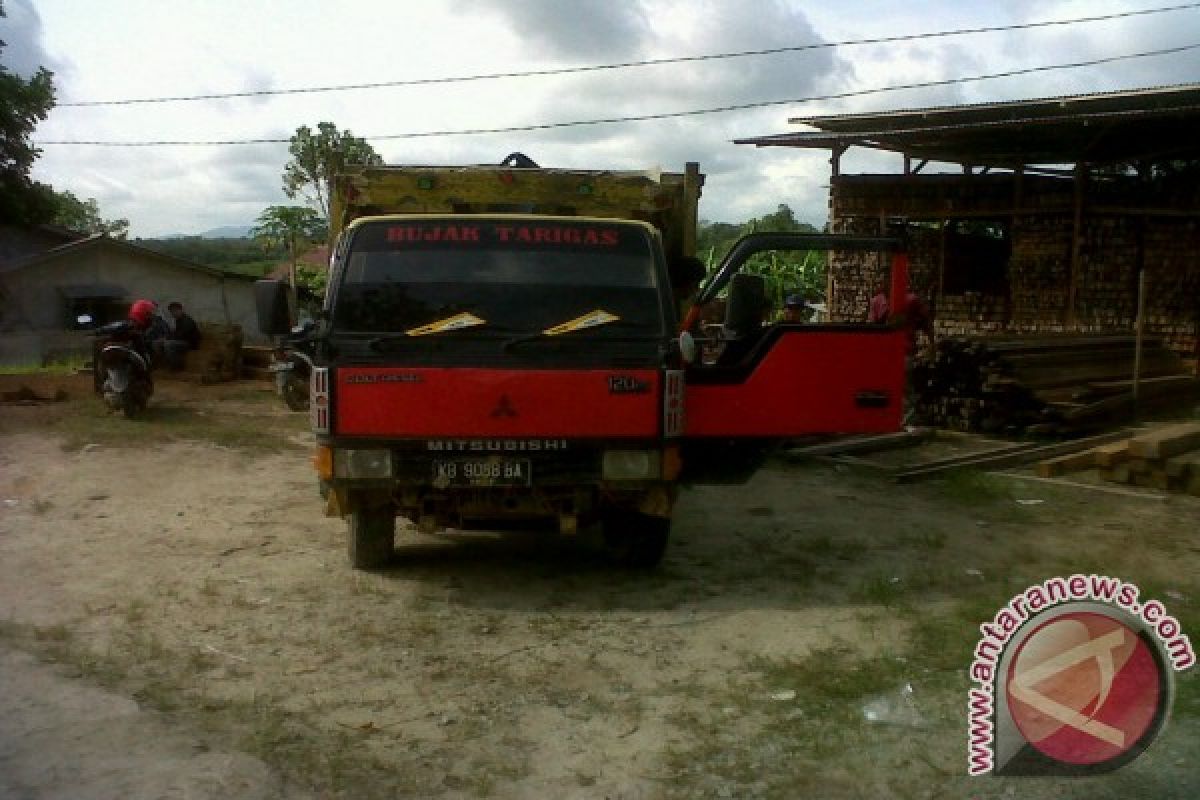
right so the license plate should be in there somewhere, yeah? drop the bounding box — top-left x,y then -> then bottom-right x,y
432,458 -> 531,488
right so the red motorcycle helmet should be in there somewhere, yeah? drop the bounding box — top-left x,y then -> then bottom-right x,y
128,299 -> 157,328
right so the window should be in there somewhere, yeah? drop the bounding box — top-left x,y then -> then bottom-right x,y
941,220 -> 1010,296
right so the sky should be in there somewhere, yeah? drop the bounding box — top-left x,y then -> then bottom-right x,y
4,0 -> 1200,238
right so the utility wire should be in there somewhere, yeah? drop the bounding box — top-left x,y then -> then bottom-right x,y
57,2 -> 1200,107
37,43 -> 1200,147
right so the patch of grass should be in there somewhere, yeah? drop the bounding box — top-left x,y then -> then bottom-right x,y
39,396 -> 306,453
933,470 -> 1016,506
852,571 -> 906,606
0,356 -> 87,375
897,529 -> 946,550
799,534 -> 868,561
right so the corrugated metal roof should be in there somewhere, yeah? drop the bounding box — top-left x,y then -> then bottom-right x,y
736,83 -> 1200,167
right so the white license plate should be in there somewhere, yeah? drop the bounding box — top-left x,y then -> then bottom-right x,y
432,458 -> 531,487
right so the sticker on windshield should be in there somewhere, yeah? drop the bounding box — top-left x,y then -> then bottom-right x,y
406,312 -> 486,337
543,310 -> 621,336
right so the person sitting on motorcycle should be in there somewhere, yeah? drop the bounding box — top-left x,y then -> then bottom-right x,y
127,299 -> 163,360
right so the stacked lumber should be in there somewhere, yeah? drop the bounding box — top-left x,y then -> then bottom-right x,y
1098,423 -> 1200,495
912,334 -> 1199,436
169,323 -> 244,384
1034,422 -> 1200,496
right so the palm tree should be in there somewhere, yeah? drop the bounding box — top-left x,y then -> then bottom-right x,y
251,206 -> 327,287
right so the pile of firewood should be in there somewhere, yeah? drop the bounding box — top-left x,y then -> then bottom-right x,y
912,334 -> 1200,436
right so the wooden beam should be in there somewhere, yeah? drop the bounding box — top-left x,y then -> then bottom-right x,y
1127,422 -> 1200,459
784,428 -> 936,459
894,429 -> 1135,482
1068,162 -> 1086,327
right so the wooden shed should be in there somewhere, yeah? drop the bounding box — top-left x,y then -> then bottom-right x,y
0,232 -> 264,366
736,84 -> 1200,369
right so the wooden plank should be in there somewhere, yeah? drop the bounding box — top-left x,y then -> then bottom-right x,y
1035,449 -> 1098,478
894,430 -> 1135,483
1147,470 -> 1171,491
1164,450 -> 1200,478
1100,464 -> 1133,484
1093,441 -> 1131,467
784,428 -> 935,459
1127,423 -> 1200,459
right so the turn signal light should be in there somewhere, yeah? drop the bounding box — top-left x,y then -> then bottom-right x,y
314,446 -> 333,480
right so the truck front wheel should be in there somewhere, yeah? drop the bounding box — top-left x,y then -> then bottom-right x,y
348,503 -> 395,569
602,511 -> 670,569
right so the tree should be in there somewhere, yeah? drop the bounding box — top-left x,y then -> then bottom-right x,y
0,0 -> 57,225
282,122 -> 382,225
51,189 -> 129,238
251,205 -> 327,288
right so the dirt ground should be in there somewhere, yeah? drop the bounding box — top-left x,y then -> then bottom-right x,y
0,376 -> 1197,799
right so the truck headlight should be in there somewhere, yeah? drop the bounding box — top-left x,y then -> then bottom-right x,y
602,449 -> 661,481
333,449 -> 393,479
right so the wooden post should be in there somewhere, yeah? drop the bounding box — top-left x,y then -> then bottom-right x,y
1068,162 -> 1086,327
827,144 -> 847,318
1133,267 -> 1147,421
681,161 -> 701,257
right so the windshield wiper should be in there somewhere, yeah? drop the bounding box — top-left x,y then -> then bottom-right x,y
501,317 -> 656,352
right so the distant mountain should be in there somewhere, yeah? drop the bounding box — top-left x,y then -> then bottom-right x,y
160,225 -> 254,239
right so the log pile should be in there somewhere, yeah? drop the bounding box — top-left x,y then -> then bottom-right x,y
912,334 -> 1199,436
1035,422 -> 1200,496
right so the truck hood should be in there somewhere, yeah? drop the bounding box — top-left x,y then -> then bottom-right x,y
334,367 -> 662,439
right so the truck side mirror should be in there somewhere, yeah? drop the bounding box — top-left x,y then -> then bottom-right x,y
255,280 -> 295,336
724,273 -> 767,338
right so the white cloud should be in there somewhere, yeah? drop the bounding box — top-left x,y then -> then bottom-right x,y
22,0 -> 1200,236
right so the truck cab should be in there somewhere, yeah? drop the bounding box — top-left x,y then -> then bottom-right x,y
256,160 -> 908,569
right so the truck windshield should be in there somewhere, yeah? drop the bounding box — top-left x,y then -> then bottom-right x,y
331,219 -> 665,338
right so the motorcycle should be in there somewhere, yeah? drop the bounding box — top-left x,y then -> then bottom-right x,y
270,320 -> 316,412
82,315 -> 155,418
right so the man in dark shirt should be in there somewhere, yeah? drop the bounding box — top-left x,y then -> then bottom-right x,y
158,301 -> 201,370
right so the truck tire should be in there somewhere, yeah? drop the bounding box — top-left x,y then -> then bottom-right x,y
348,505 -> 395,569
602,511 -> 670,569
281,373 -> 309,411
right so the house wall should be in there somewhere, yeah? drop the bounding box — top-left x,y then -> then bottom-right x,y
0,242 -> 263,365
828,173 -> 1200,362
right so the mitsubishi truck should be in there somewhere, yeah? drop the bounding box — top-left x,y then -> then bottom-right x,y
255,157 -> 910,569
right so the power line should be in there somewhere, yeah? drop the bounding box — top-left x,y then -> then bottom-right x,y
57,2 -> 1200,108
36,43 -> 1200,147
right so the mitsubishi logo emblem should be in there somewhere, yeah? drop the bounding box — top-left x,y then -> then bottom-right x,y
490,394 -> 518,418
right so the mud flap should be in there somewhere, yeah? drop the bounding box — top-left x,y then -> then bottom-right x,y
324,488 -> 349,518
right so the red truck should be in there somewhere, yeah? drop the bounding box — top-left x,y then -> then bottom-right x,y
256,160 -> 909,569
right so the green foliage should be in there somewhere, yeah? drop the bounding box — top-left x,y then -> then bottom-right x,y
137,236 -> 280,276
282,122 -> 383,222
697,204 -> 825,306
50,189 -> 129,238
0,2 -> 58,225
252,205 -> 327,291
